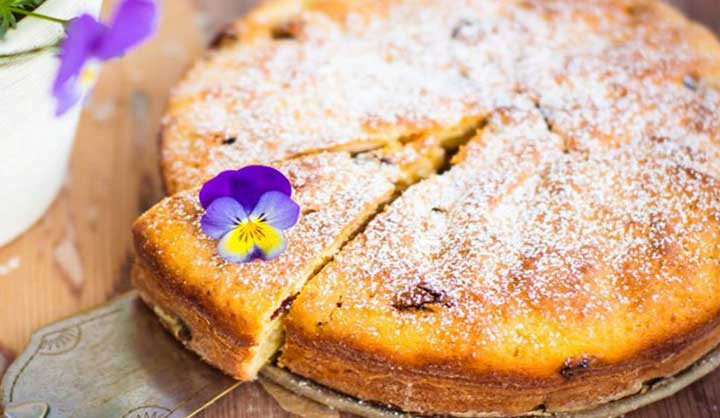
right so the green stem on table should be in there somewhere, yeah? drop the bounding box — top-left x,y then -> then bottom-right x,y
0,44 -> 57,60
7,6 -> 69,25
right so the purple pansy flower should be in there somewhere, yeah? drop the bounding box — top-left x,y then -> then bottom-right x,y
200,166 -> 300,264
53,0 -> 158,115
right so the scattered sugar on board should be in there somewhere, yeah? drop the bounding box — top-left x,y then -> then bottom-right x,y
0,256 -> 20,276
54,237 -> 84,292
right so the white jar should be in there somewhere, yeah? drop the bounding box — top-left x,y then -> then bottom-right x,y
0,0 -> 103,246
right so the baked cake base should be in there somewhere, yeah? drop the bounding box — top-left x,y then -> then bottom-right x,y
260,346 -> 720,418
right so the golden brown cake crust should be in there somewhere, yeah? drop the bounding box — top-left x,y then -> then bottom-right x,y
281,316 -> 720,416
133,152 -> 401,379
152,0 -> 720,415
132,262 -> 260,379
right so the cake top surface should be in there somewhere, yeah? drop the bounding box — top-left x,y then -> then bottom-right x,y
156,0 -> 720,381
161,0 -> 719,193
286,105 -> 720,379
134,151 -> 397,336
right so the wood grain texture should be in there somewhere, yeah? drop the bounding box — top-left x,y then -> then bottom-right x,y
0,1 -> 719,417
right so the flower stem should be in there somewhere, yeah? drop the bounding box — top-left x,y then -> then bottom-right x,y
0,44 -> 57,60
7,7 -> 69,25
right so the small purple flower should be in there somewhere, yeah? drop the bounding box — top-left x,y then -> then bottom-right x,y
200,166 -> 300,264
53,0 -> 158,116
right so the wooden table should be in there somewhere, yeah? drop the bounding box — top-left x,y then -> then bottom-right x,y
1,1 -> 719,417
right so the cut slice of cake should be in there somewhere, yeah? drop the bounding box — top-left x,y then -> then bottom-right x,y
133,151 -> 402,379
131,136 -> 464,379
279,106 -> 567,414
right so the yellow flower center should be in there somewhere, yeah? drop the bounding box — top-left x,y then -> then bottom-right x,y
236,218 -> 269,243
79,62 -> 100,87
219,215 -> 285,260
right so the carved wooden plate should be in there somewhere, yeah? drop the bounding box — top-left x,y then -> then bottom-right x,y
2,292 -> 719,418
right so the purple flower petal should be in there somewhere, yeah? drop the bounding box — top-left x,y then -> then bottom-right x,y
200,197 -> 246,239
199,165 -> 299,264
250,191 -> 300,230
199,166 -> 292,212
53,14 -> 106,116
53,78 -> 81,116
96,0 -> 158,60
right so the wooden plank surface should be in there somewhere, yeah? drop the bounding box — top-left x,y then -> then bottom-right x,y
1,1 -> 719,417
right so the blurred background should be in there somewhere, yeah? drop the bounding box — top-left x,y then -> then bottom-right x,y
0,1 -> 718,417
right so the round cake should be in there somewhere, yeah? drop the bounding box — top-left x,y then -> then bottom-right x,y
155,0 -> 720,416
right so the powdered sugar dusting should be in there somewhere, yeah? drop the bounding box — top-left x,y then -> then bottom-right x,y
156,0 -> 720,379
162,0 -> 719,194
135,151 -> 399,325
161,0 -> 524,192
0,257 -> 20,276
289,104 -> 720,375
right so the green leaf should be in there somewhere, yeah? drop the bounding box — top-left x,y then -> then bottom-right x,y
0,0 -> 45,40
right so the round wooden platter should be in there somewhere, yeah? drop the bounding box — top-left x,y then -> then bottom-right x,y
258,345 -> 720,418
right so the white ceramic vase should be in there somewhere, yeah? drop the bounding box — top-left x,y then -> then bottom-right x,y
0,0 -> 103,247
